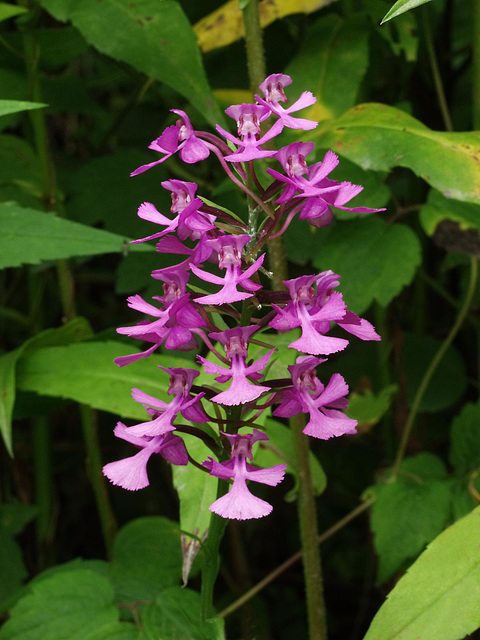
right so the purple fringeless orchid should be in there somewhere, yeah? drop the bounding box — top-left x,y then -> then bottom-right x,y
203,430 -> 286,520
255,73 -> 318,131
273,356 -> 357,440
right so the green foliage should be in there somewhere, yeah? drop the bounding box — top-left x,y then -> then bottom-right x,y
364,506 -> 480,640
381,0 -> 433,24
0,101 -> 47,118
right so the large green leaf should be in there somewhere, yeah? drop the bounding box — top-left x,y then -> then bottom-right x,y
284,216 -> 421,314
0,202 -> 152,269
141,588 -> 225,640
0,4 -> 27,23
0,569 -> 139,640
40,0 -> 222,126
109,517 -> 182,601
363,506 -> 480,640
16,341 -> 196,420
0,101 -> 47,118
0,318 -> 91,456
370,453 -> 452,583
286,14 -> 370,121
309,103 -> 480,205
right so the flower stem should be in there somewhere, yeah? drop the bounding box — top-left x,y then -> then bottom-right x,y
200,483 -> 227,620
392,257 -> 478,478
290,412 -> 328,640
242,0 -> 266,95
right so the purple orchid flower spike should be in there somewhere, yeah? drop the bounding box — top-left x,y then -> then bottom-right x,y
255,73 -> 318,131
216,103 -> 284,162
198,325 -> 275,406
115,269 -> 206,366
103,427 -> 188,491
203,430 -> 286,520
273,356 -> 358,440
190,234 -> 265,306
130,109 -> 210,176
122,368 -> 208,438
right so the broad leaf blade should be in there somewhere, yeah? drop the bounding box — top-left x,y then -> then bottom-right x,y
16,341 -> 196,419
310,103 -> 480,205
0,202 -> 151,269
364,506 -> 480,640
40,0 -> 222,126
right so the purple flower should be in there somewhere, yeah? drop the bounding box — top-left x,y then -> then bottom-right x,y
203,430 -> 286,520
273,356 -> 357,440
198,325 -> 275,406
190,235 -> 265,306
103,428 -> 188,491
115,270 -> 206,366
269,271 -> 380,355
255,73 -> 318,131
130,110 -> 210,176
216,103 -> 284,162
121,368 -> 208,439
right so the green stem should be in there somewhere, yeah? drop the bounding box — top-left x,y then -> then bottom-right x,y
218,497 -> 373,619
241,0 -> 266,95
79,405 -> 117,557
422,5 -> 453,131
290,413 -> 327,640
473,0 -> 480,129
200,482 -> 228,620
392,257 -> 478,477
33,416 -> 53,569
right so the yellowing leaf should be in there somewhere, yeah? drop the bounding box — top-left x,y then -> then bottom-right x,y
194,0 -> 338,52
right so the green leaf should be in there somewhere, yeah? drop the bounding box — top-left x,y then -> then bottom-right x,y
286,14 -> 370,121
309,103 -> 480,205
286,216 -> 421,314
401,333 -> 466,412
0,569 -> 138,640
0,100 -> 47,118
40,0 -> 223,127
0,135 -> 40,187
110,517 -> 182,601
0,4 -> 27,23
347,384 -> 398,428
141,588 -> 225,640
0,532 -> 28,613
0,318 -> 92,456
16,341 -> 196,420
370,453 -> 452,583
419,189 -> 480,256
0,504 -> 37,536
363,506 -> 480,640
0,202 -> 151,269
381,0 -> 433,24
450,400 -> 480,475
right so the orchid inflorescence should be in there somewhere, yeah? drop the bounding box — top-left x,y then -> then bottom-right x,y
103,74 -> 382,521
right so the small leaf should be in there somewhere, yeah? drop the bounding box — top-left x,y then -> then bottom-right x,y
347,384 -> 398,429
381,0 -> 433,24
0,100 -> 47,118
0,202 -> 151,269
363,506 -> 480,640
